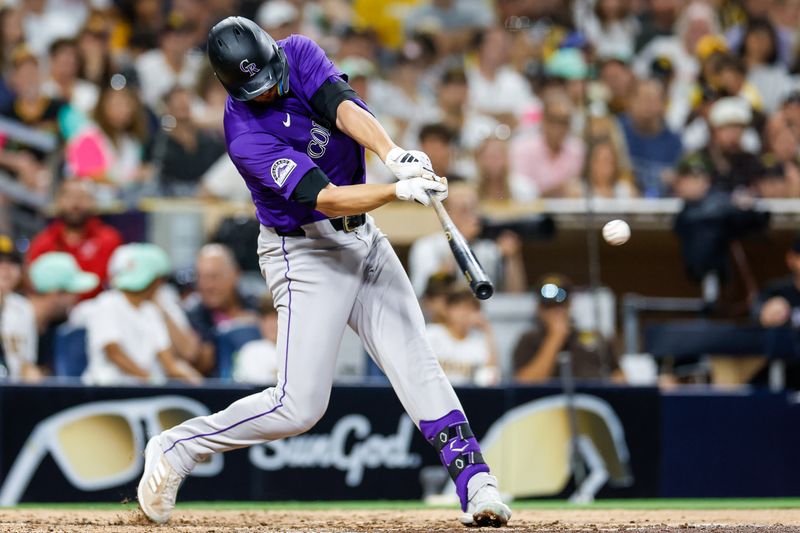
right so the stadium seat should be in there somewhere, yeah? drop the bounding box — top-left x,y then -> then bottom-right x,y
53,324 -> 88,377
214,322 -> 262,379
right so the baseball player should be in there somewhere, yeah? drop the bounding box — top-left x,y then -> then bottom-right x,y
138,17 -> 511,528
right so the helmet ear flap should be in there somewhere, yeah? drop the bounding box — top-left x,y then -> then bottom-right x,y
275,45 -> 290,96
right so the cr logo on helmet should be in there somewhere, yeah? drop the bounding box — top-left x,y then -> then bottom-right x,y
239,59 -> 261,77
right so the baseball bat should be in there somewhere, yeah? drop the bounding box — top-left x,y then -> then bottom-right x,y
427,192 -> 495,300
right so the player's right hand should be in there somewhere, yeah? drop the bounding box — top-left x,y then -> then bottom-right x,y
395,177 -> 448,206
384,147 -> 440,181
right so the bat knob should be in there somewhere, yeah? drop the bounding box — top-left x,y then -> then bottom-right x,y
473,281 -> 494,300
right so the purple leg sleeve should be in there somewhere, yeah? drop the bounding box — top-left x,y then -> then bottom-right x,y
419,410 -> 490,511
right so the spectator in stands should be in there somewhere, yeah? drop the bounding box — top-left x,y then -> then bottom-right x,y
0,46 -> 66,194
418,123 -> 456,179
714,54 -> 764,114
27,180 -> 122,297
739,18 -> 792,114
27,252 -> 99,374
467,26 -> 534,125
421,272 -> 457,324
408,183 -> 526,296
193,63 -> 229,134
153,86 -> 226,197
578,0 -> 640,60
185,244 -> 258,376
0,235 -> 40,381
598,54 -> 637,116
43,38 -> 99,115
135,13 -> 202,108
635,0 -> 682,51
90,84 -> 153,194
234,294 -> 279,385
83,244 -> 201,385
578,137 -> 638,199
754,236 -> 800,329
0,7 -> 25,72
752,154 -> 800,198
138,243 -> 202,372
689,96 -> 762,192
513,275 -> 619,384
404,0 -> 494,57
510,91 -> 585,199
426,288 -> 500,386
256,0 -> 301,42
620,78 -> 683,197
405,66 -> 497,154
725,0 -> 795,67
634,2 -> 720,93
763,111 -> 800,195
476,136 -> 521,201
76,12 -> 114,87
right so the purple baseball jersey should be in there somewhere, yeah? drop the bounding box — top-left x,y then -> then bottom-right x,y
224,35 -> 367,232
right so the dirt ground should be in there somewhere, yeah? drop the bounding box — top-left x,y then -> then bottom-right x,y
1,508 -> 799,533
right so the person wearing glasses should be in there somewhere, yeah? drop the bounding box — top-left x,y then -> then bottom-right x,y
513,275 -> 621,384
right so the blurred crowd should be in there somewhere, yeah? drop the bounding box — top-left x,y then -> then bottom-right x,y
2,0 -> 800,387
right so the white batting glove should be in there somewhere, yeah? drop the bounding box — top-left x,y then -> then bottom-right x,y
395,177 -> 448,206
384,147 -> 440,181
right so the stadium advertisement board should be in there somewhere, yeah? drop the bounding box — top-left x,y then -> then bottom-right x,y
2,384 -> 794,504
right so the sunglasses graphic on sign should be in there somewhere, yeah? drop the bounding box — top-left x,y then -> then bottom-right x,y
0,396 -> 222,505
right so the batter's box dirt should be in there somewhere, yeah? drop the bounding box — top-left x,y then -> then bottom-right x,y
0,508 -> 799,532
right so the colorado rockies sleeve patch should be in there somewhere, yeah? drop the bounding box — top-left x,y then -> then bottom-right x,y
271,158 -> 297,187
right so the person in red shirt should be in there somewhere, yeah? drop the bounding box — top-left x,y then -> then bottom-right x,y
27,180 -> 123,298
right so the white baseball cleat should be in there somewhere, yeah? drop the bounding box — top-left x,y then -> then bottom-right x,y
459,473 -> 512,528
137,436 -> 184,524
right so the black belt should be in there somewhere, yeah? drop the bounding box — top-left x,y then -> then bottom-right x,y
276,214 -> 365,237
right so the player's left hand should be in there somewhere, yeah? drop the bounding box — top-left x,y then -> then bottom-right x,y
384,147 -> 441,182
396,177 -> 448,206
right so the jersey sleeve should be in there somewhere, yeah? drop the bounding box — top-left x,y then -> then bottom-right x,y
286,35 -> 345,101
228,132 -> 319,200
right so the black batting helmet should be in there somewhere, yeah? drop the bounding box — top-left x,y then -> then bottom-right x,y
207,16 -> 290,101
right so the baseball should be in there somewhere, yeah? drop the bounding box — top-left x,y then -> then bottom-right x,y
602,219 -> 631,245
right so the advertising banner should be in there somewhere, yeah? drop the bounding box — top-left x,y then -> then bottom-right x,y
0,383 -> 662,503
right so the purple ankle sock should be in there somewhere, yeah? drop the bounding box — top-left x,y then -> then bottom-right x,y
419,410 -> 490,511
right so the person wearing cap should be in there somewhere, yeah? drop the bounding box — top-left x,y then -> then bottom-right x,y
27,180 -> 123,299
513,275 -> 619,384
135,12 -> 203,108
0,236 -> 40,382
619,77 -> 682,197
690,96 -> 762,192
138,243 -> 202,372
27,251 -> 100,375
82,244 -> 201,386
